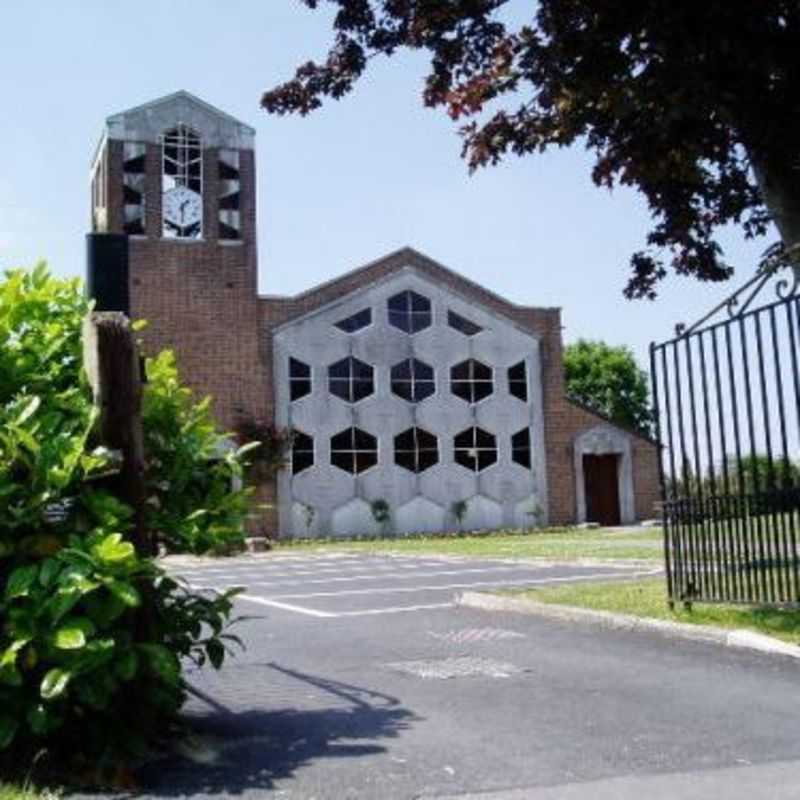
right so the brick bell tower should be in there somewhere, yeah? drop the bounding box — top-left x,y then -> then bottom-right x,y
87,91 -> 268,430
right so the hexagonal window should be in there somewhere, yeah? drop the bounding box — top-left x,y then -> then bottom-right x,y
391,358 -> 435,403
508,361 -> 528,402
330,427 -> 378,474
448,310 -> 483,336
454,427 -> 497,472
394,427 -> 439,473
291,430 -> 314,475
289,357 -> 311,401
511,428 -> 531,469
388,290 -> 432,333
328,357 -> 374,403
451,359 -> 494,404
335,308 -> 372,333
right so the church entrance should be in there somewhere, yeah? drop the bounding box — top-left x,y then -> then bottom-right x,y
582,454 -> 621,526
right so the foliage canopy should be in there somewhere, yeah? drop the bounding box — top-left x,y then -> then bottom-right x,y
263,1 -> 800,297
564,339 -> 653,436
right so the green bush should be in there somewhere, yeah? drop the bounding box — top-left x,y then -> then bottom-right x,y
142,350 -> 254,554
0,264 -> 249,772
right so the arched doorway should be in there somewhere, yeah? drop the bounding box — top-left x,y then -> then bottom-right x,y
574,425 -> 635,525
583,454 -> 621,525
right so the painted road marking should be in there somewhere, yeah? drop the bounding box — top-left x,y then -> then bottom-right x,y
429,627 -> 526,643
218,565 -> 570,588
238,595 -> 455,619
178,562 -> 451,580
179,557 -> 662,619
268,569 -> 660,600
178,562 -> 627,586
179,567 -> 450,586
387,655 -> 524,679
335,602 -> 455,617
237,594 -> 337,618
177,559 -> 449,571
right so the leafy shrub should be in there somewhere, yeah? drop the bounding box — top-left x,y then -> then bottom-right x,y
370,499 -> 391,535
0,265 -> 247,771
143,351 -> 255,554
232,416 -> 291,482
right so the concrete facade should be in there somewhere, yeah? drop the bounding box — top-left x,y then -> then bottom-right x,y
88,91 -> 662,538
273,268 -> 548,537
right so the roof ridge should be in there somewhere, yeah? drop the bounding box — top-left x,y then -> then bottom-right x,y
106,90 -> 255,134
566,396 -> 659,445
281,246 -> 559,314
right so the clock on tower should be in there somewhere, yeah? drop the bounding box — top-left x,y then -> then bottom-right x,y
162,125 -> 203,239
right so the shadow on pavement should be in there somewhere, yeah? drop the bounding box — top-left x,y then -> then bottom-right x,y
136,663 -> 419,796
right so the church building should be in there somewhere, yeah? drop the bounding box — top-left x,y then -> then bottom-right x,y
87,91 -> 660,538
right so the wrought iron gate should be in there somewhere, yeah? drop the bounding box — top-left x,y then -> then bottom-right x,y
650,266 -> 800,605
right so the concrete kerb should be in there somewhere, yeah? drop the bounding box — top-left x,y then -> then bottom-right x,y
456,591 -> 800,660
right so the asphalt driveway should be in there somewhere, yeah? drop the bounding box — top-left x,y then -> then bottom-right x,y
134,552 -> 800,799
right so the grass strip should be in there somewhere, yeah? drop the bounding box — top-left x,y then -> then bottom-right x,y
276,528 -> 663,562
511,578 -> 800,644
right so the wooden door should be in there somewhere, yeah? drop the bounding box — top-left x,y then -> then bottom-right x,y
583,454 -> 621,526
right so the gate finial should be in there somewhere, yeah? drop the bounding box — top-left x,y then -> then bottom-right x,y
673,244 -> 800,339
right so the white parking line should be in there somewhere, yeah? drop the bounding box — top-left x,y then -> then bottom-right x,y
235,565 -> 564,588
179,559 -> 442,571
172,555 -> 378,573
178,562 -> 450,580
270,569 -> 660,600
238,597 -> 455,618
237,594 -> 337,618
335,603 -> 455,617
182,557 -> 662,619
239,554 -> 366,562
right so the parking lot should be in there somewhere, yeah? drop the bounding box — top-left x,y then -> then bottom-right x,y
141,550 -> 800,800
175,551 -> 660,618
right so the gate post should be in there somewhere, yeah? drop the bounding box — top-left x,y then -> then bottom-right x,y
82,312 -> 153,558
650,341 -> 674,607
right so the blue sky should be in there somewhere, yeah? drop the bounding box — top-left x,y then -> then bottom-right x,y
0,1 -> 768,367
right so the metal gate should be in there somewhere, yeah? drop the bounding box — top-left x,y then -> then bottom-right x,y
650,265 -> 800,605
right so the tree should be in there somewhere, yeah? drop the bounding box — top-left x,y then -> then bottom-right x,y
731,453 -> 800,494
564,339 -> 653,435
262,1 -> 800,298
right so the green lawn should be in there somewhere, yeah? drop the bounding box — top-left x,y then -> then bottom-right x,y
278,527 -> 663,561
512,577 -> 800,644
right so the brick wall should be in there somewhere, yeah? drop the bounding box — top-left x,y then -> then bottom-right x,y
101,135 -> 278,535
633,439 -> 662,521
103,137 -> 268,431
105,139 -> 124,234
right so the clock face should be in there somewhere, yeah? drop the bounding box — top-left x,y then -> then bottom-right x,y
163,186 -> 202,238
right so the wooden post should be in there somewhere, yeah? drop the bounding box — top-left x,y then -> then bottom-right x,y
83,312 -> 153,557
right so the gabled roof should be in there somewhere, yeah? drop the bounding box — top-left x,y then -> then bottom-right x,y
567,396 -> 660,446
262,246 -> 560,339
105,90 -> 255,149
107,90 -> 255,133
